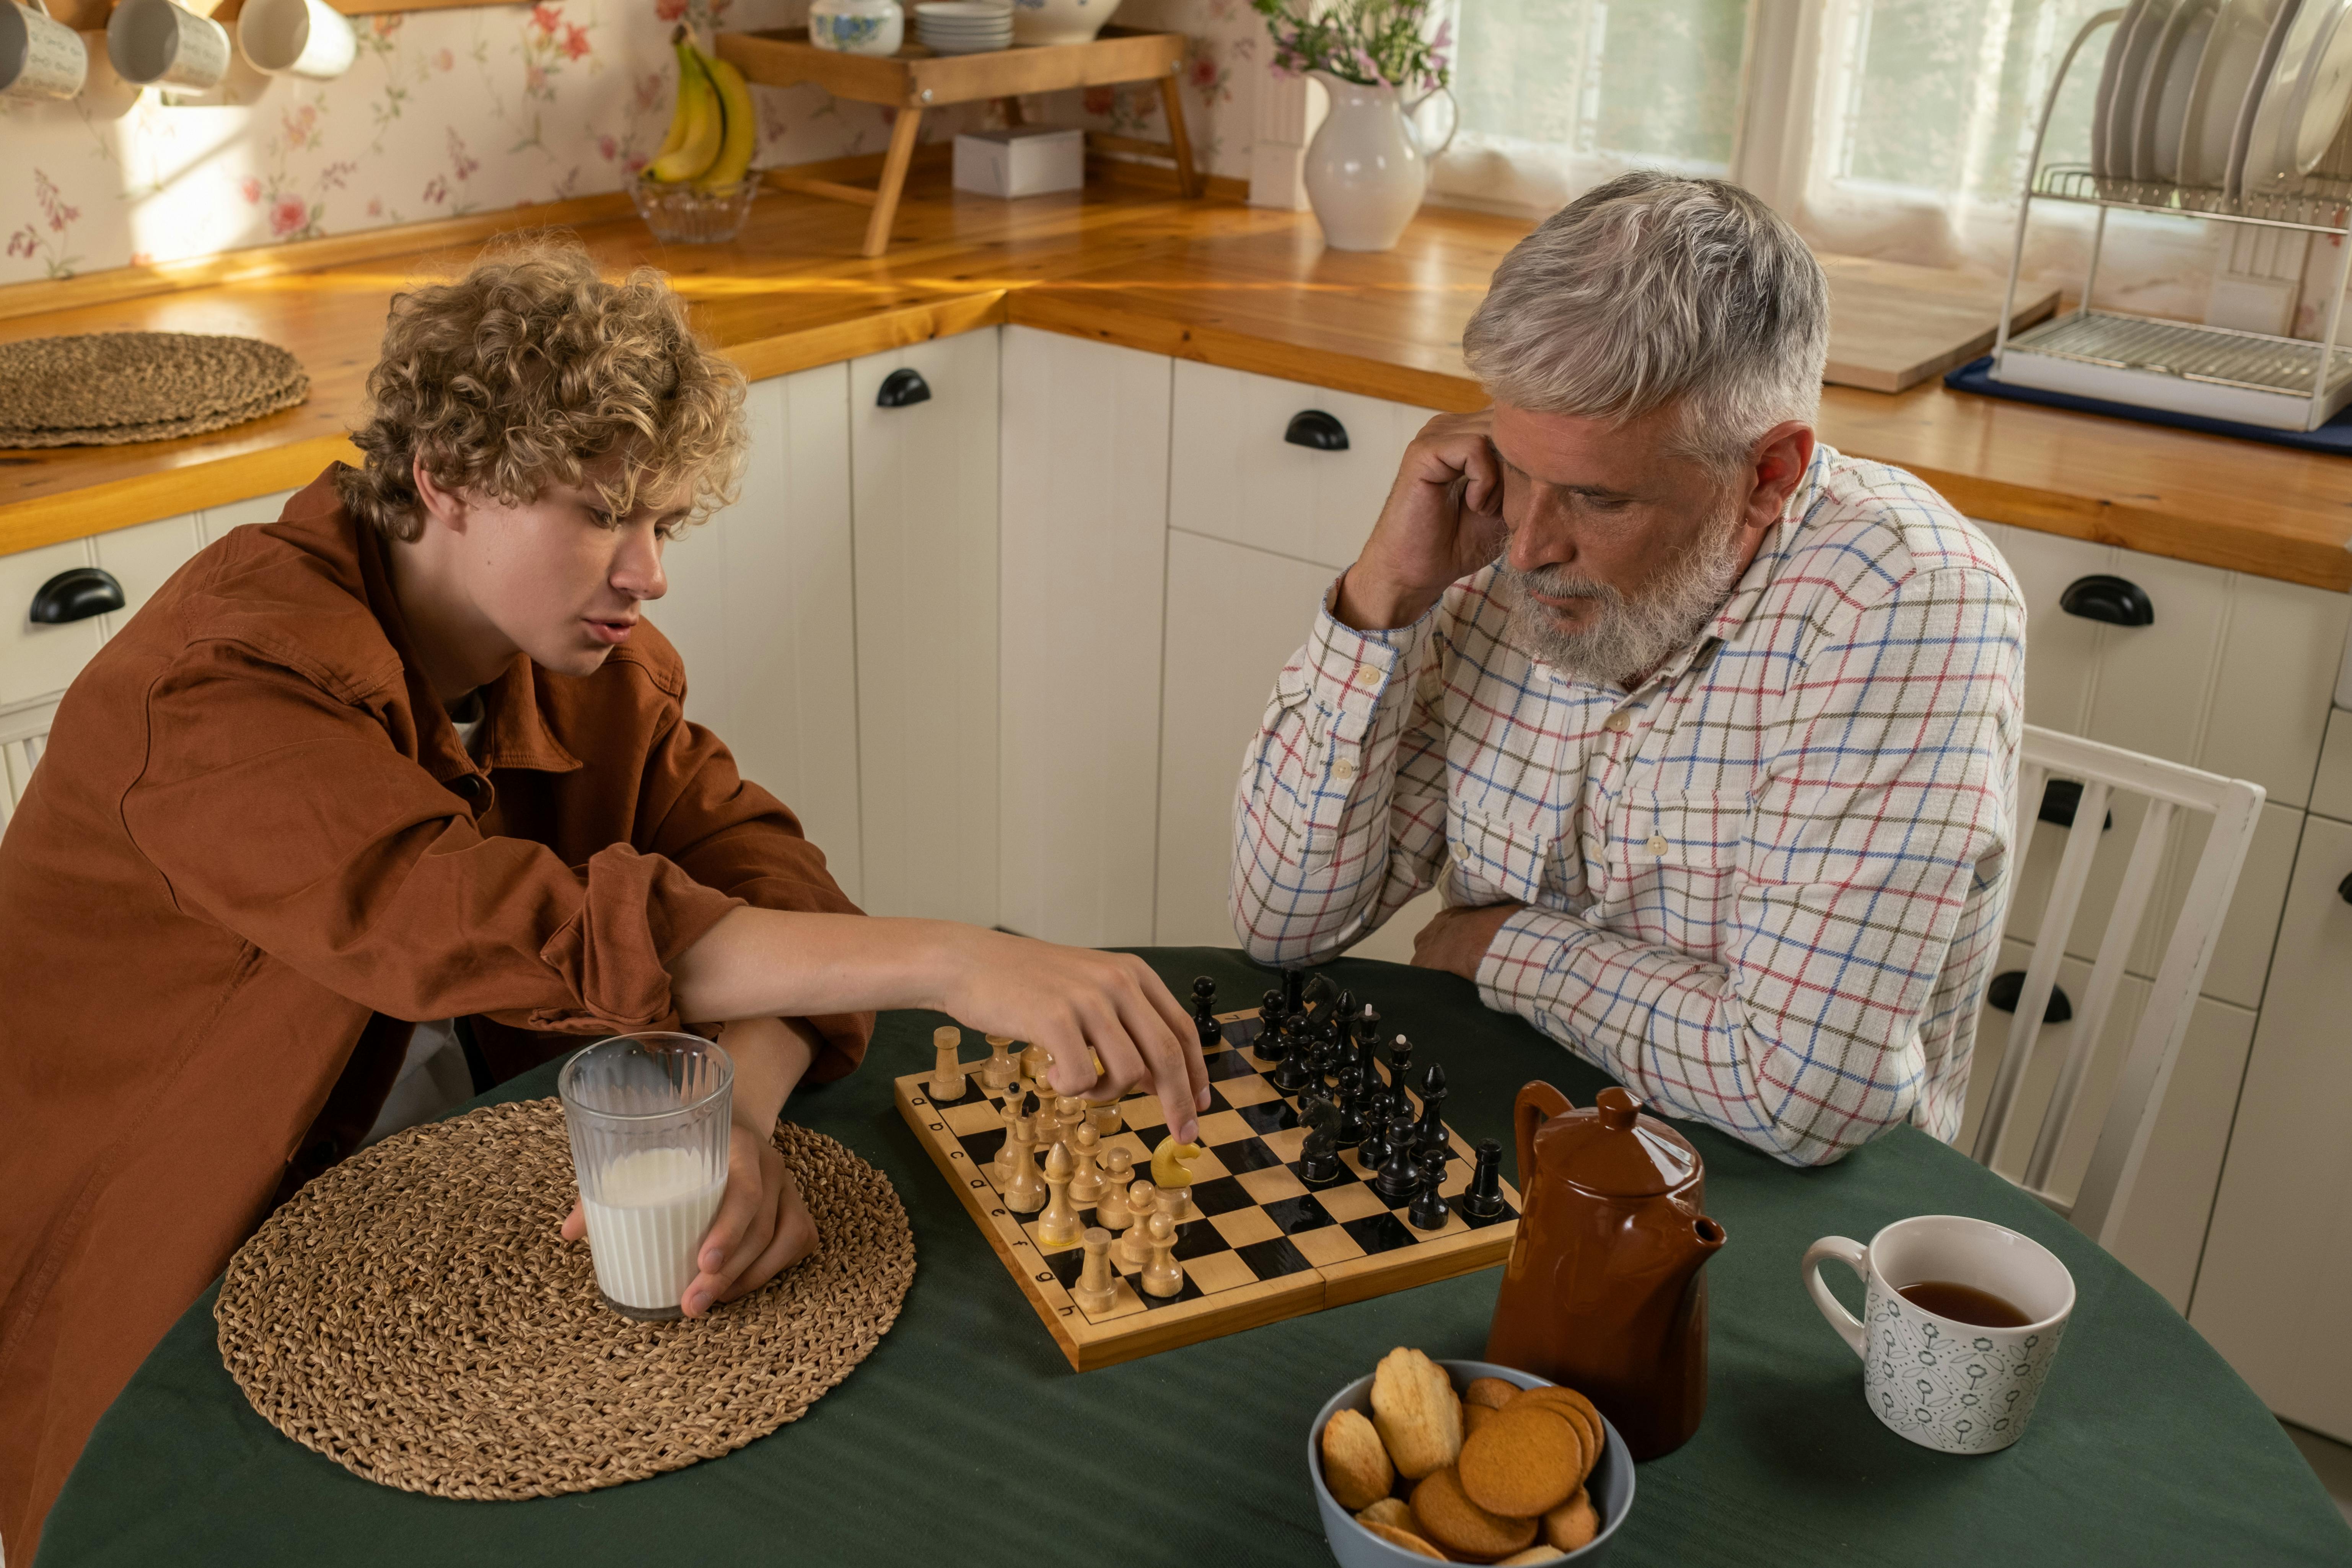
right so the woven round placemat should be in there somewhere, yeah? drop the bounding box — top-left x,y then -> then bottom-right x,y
0,331 -> 307,447
215,1099 -> 915,1498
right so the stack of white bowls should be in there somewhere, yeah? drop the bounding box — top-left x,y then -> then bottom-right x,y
914,2 -> 1011,54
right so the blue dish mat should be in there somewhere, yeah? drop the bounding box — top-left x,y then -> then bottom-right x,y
1942,353 -> 2352,456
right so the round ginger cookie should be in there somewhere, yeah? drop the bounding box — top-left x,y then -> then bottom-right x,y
1543,1487 -> 1600,1552
1322,1407 -> 1396,1511
1499,1551 -> 1569,1566
1463,1376 -> 1520,1410
1411,1464 -> 1540,1561
1507,1387 -> 1600,1484
1357,1498 -> 1417,1531
1464,1402 -> 1499,1437
1364,1521 -> 1451,1560
1457,1404 -> 1583,1519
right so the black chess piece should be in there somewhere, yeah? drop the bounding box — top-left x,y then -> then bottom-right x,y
1282,966 -> 1307,1019
1388,1034 -> 1415,1109
1332,1073 -> 1365,1148
1253,988 -> 1288,1061
1297,1089 -> 1343,1183
1272,1022 -> 1318,1094
1408,1149 -> 1453,1230
1191,976 -> 1221,1053
1357,1105 -> 1394,1171
1354,1003 -> 1382,1049
1412,1063 -> 1448,1155
1459,1138 -> 1507,1220
1372,1112 -> 1424,1202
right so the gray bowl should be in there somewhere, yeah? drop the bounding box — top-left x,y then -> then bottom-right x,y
1308,1358 -> 1634,1566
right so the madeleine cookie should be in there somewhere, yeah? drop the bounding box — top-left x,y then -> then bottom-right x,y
1357,1498 -> 1417,1531
1371,1347 -> 1464,1479
1499,1552 -> 1569,1566
1542,1488 -> 1600,1553
1323,1407 -> 1398,1511
1365,1521 -> 1451,1560
1463,1376 -> 1520,1410
1457,1404 -> 1582,1519
1410,1465 -> 1540,1561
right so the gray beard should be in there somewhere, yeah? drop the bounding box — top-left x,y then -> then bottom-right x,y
1495,506 -> 1747,689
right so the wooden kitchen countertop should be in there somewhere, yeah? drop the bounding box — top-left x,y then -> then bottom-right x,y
5,161 -> 2349,591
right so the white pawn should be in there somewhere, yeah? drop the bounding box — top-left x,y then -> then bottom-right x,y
1073,1227 -> 1117,1315
928,1025 -> 965,1100
1116,1180 -> 1158,1268
1068,1122 -> 1105,1206
1139,1211 -> 1183,1298
992,1089 -> 1026,1185
1101,1145 -> 1135,1192
1094,1170 -> 1134,1231
981,1034 -> 1018,1091
1087,1099 -> 1123,1137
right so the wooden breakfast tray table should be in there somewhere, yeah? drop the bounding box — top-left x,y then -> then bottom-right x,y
713,26 -> 1198,256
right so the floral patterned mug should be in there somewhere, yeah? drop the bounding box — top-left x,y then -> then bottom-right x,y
1803,1214 -> 2076,1455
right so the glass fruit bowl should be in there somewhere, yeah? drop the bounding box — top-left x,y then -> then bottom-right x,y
630,174 -> 759,244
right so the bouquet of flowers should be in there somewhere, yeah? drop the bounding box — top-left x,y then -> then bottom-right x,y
1249,0 -> 1451,93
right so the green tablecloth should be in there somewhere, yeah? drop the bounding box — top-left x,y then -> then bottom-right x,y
39,950 -> 2352,1566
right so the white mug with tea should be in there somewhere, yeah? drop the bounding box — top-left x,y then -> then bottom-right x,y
1803,1213 -> 2076,1455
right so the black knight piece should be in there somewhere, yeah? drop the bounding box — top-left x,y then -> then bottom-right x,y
1459,1138 -> 1507,1221
1408,1148 -> 1453,1230
1372,1111 -> 1424,1202
1297,1089 -> 1343,1183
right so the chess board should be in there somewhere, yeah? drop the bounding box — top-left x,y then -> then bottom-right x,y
893,1008 -> 1522,1372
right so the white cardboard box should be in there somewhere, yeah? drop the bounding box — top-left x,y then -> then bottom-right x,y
953,127 -> 1085,199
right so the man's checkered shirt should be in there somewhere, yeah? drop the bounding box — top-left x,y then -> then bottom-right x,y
1230,445 -> 2026,1167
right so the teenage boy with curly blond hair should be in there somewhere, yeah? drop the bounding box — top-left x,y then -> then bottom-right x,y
0,240 -> 1208,1560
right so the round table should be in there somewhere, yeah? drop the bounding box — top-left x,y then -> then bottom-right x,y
39,951 -> 2352,1566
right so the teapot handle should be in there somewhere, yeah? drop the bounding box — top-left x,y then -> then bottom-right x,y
1513,1081 -> 1574,1191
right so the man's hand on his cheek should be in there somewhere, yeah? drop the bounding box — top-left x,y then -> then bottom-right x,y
1411,901 -> 1525,982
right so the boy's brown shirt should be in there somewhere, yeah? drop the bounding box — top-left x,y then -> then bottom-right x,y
0,467 -> 872,1559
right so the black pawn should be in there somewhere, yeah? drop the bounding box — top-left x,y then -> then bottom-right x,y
1191,976 -> 1221,1052
1357,1108 -> 1394,1172
1298,1091 -> 1343,1183
1254,988 -> 1288,1062
1459,1139 -> 1507,1221
1332,1075 -> 1364,1149
1408,1149 -> 1453,1231
1412,1063 -> 1448,1155
1372,1112 -> 1424,1202
1272,1021 -> 1318,1094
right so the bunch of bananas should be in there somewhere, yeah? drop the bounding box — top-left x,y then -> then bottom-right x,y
647,26 -> 756,189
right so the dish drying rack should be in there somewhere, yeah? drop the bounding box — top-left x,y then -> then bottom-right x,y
1994,7 -> 2352,431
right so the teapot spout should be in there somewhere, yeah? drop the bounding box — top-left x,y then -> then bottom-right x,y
1673,1211 -> 1728,1279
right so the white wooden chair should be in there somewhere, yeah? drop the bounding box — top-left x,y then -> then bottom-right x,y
0,694 -> 58,830
1971,724 -> 2265,1250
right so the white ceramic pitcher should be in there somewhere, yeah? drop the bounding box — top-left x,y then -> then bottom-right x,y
1302,69 -> 1458,252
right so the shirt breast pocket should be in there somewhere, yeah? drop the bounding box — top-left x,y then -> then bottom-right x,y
1448,799 -> 1550,906
1615,789 -> 1748,876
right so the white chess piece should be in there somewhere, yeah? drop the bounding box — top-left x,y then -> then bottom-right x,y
1116,1180 -> 1158,1268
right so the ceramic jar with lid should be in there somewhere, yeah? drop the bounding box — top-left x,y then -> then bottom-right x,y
809,0 -> 903,55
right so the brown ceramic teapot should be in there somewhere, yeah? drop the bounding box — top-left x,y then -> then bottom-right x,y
1484,1083 -> 1727,1460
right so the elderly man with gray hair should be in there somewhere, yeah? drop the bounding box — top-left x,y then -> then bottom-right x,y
1230,172 -> 2026,1167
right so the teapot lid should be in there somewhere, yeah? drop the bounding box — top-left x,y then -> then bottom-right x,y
1536,1086 -> 1699,1197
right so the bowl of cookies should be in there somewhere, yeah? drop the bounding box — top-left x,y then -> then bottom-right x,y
1310,1349 -> 1632,1565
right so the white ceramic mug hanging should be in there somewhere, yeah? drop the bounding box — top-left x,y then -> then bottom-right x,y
1302,71 -> 1458,252
107,0 -> 230,90
1,0 -> 89,99
237,0 -> 354,78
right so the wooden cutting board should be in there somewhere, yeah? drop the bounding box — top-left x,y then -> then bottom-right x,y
1821,254 -> 2061,393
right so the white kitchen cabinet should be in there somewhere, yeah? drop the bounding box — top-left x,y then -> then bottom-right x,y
997,327 -> 1171,946
0,692 -> 58,826
1168,360 -> 1429,572
2191,812 -> 2352,1441
2310,705 -> 2352,822
849,332 -> 1000,926
655,367 -> 864,903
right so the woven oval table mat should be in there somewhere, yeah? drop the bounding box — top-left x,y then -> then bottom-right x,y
0,331 -> 307,447
215,1099 -> 914,1499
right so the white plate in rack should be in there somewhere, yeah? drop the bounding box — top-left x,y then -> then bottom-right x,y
2227,0 -> 2306,195
2094,0 -> 2152,177
2108,0 -> 2185,177
2243,0 -> 2352,191
2179,0 -> 2290,189
2136,0 -> 2218,179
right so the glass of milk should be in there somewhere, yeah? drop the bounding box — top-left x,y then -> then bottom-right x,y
558,1032 -> 734,1320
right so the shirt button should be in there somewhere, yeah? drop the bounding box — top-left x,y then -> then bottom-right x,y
1333,756 -> 1357,778
1603,712 -> 1631,733
1646,834 -> 1669,857
1451,843 -> 1470,865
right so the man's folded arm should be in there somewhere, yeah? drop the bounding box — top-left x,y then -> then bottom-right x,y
122,657 -> 740,1034
631,699 -> 873,1081
1476,569 -> 2025,1167
1231,583 -> 1455,966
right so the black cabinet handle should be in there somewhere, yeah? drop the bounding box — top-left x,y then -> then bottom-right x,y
30,567 -> 124,625
1987,969 -> 2073,1023
876,368 -> 931,408
1284,409 -> 1349,451
2038,778 -> 2113,832
2059,575 -> 2154,627
2337,871 -> 2352,907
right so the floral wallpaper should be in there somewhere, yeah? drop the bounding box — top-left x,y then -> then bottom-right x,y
0,0 -> 1259,286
